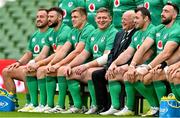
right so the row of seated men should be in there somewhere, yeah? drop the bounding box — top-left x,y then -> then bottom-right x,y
2,2 -> 180,117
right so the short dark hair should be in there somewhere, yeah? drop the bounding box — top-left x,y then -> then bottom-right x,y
135,7 -> 151,21
166,2 -> 179,15
38,8 -> 48,13
96,7 -> 111,17
71,7 -> 87,16
48,7 -> 63,16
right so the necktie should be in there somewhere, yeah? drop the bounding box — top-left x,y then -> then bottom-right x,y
116,32 -> 128,54
121,32 -> 128,44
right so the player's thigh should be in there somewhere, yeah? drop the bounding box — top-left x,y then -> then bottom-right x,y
85,67 -> 103,78
57,65 -> 68,76
6,66 -> 26,81
37,66 -> 47,78
46,72 -> 57,77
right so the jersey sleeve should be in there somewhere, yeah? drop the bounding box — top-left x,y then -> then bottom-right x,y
67,29 -> 74,45
79,25 -> 95,43
44,30 -> 53,47
129,34 -> 137,49
147,25 -> 160,42
57,26 -> 72,46
27,31 -> 38,52
27,37 -> 33,52
168,29 -> 180,44
85,34 -> 93,54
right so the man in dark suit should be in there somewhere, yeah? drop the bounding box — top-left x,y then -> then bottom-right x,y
92,10 -> 137,114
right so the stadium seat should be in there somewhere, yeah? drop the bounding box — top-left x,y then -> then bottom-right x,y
2,22 -> 15,34
17,40 -> 28,53
11,33 -> 24,45
0,41 -> 6,50
16,17 -> 32,28
7,5 -> 21,15
37,1 -> 51,8
20,1 -> 35,9
0,0 -> 56,59
0,16 -> 10,28
0,54 -> 5,59
7,51 -> 21,59
6,26 -> 18,39
3,45 -> 15,55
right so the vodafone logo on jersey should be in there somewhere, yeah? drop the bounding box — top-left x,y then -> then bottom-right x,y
34,45 -> 40,53
114,0 -> 120,7
144,2 -> 150,9
137,44 -> 140,49
75,43 -> 78,48
93,44 -> 98,53
89,3 -> 95,12
52,43 -> 57,51
62,9 -> 67,18
157,40 -> 163,49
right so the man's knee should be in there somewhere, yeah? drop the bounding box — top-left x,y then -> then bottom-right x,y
2,68 -> 9,77
2,68 -> 13,79
86,68 -> 96,78
37,67 -> 47,78
57,66 -> 66,76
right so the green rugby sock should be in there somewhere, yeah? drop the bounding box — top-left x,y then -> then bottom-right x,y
57,76 -> 67,108
108,81 -> 121,109
67,80 -> 82,108
124,81 -> 135,110
46,76 -> 56,108
26,76 -> 38,106
38,78 -> 47,106
153,81 -> 167,103
134,82 -> 158,107
88,80 -> 96,106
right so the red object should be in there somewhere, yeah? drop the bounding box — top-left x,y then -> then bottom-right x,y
0,59 -> 16,75
0,59 -> 25,92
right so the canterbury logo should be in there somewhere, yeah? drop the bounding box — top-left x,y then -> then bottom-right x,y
160,108 -> 168,113
0,101 -> 8,108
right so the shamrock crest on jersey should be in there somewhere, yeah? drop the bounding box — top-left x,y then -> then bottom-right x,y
41,38 -> 45,44
89,3 -> 95,12
32,38 -> 36,42
101,36 -> 105,42
49,37 -> 53,41
91,37 -> 95,41
114,0 -> 120,7
134,37 -> 138,41
72,35 -> 75,40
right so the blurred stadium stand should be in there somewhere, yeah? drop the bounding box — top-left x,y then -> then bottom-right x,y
0,0 -> 57,59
